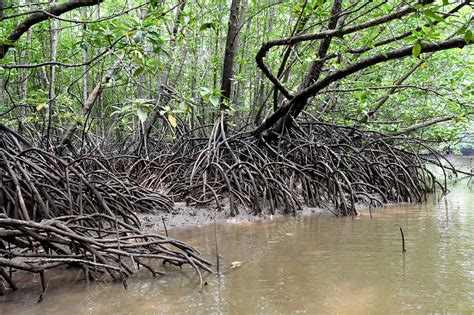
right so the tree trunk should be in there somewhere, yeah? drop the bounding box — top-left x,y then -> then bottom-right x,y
18,1 -> 34,133
288,0 -> 342,120
82,25 -> 89,103
59,55 -> 123,149
219,0 -> 246,111
44,0 -> 59,148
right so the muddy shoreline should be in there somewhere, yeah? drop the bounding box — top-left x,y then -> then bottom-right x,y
136,200 -> 386,233
143,155 -> 473,233
138,201 -> 336,233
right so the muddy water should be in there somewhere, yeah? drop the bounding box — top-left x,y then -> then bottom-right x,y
1,183 -> 473,313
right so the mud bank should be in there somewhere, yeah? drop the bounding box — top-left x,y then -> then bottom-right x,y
138,202 -> 342,233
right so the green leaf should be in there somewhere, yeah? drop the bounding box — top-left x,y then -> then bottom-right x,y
412,43 -> 422,58
421,26 -> 430,35
199,22 -> 216,32
464,30 -> 472,43
199,87 -> 210,97
412,30 -> 423,38
124,29 -> 137,37
423,9 -> 444,23
133,67 -> 144,78
456,27 -> 467,36
454,113 -> 465,123
209,95 -> 219,107
137,108 -> 148,122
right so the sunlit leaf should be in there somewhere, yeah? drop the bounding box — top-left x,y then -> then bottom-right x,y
412,43 -> 422,58
210,95 -> 219,107
167,112 -> 177,128
455,113 -> 465,123
35,103 -> 48,111
125,29 -> 137,37
464,30 -> 472,44
137,108 -> 148,122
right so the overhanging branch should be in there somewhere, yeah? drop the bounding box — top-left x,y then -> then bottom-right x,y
0,0 -> 104,59
253,37 -> 473,136
255,3 -> 421,106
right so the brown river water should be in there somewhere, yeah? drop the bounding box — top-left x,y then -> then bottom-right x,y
1,160 -> 473,314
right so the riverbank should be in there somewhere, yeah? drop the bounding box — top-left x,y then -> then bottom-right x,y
2,181 -> 473,313
142,155 -> 474,233
138,201 -> 332,233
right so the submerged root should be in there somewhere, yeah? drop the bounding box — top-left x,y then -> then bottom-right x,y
0,214 -> 212,292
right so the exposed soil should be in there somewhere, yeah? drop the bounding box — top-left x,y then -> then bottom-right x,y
138,201 -> 336,233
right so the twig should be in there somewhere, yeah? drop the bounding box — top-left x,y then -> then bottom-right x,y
161,216 -> 168,237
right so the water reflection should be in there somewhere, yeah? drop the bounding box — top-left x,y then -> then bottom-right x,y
1,182 -> 473,314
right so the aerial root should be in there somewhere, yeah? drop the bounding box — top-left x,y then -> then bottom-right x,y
0,128 -> 212,297
132,120 -> 448,216
0,145 -> 174,222
0,213 -> 212,294
0,118 -> 460,297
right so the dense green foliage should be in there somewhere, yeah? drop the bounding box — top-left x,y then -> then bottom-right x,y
0,0 -> 472,151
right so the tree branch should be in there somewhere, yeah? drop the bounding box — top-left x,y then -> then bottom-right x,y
253,37 -> 472,136
255,2 -> 424,107
0,0 -> 104,59
394,116 -> 457,135
347,1 -> 469,55
59,54 -> 124,148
